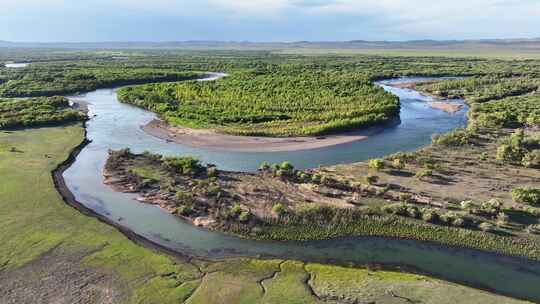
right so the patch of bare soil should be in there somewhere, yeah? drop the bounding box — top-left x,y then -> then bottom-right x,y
0,244 -> 126,304
332,129 -> 540,206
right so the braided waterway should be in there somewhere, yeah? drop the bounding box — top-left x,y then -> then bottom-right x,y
62,74 -> 540,301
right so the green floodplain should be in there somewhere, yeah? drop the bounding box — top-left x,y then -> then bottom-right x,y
0,125 -> 529,304
0,46 -> 539,303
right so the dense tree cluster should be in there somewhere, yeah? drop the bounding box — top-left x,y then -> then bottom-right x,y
0,62 -> 201,97
118,66 -> 400,136
0,96 -> 84,129
417,76 -> 540,103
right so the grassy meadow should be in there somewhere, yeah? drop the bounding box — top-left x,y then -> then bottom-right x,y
0,124 -> 529,303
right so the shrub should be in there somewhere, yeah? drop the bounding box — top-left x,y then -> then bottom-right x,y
432,128 -> 472,146
381,203 -> 408,216
497,129 -> 528,163
311,173 -> 322,184
297,172 -> 309,182
452,217 -> 466,227
207,186 -> 222,198
522,206 -> 540,217
207,166 -> 218,178
364,174 -> 379,185
522,150 -> 540,168
496,144 -> 514,162
399,193 -> 412,203
388,152 -> 416,162
415,169 -> 433,180
259,161 -> 271,171
272,203 -> 286,216
510,128 -> 525,147
280,161 -> 294,171
481,198 -> 503,212
526,224 -> 540,234
439,212 -> 456,224
420,208 -> 438,223
176,190 -> 194,204
163,156 -> 204,176
478,222 -> 495,232
460,200 -> 474,212
230,203 -> 243,216
368,159 -> 384,171
406,206 -> 419,218
177,205 -> 193,216
479,152 -> 488,161
392,158 -> 405,171
479,199 -> 502,216
511,187 -> 540,205
496,212 -> 509,226
239,211 -> 251,222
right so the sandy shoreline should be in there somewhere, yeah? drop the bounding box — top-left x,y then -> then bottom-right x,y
427,101 -> 464,114
390,81 -> 464,114
143,119 -> 382,152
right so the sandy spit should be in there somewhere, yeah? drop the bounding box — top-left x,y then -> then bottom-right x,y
142,119 -> 381,152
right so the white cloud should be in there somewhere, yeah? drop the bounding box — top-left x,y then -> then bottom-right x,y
1,0 -> 539,40
302,0 -> 540,38
210,0 -> 289,15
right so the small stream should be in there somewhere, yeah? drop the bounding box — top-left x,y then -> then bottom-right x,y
62,75 -> 540,301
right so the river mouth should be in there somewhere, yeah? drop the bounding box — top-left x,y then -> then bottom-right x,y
61,75 -> 540,301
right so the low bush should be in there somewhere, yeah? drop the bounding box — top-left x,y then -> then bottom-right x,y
420,208 -> 439,223
432,128 -> 473,146
415,169 -> 433,180
526,224 -> 540,234
368,159 -> 384,171
392,158 -> 405,170
479,222 -> 495,232
511,187 -> 540,206
364,174 -> 379,185
239,211 -> 251,222
522,150 -> 540,168
163,156 -> 204,176
272,203 -> 287,216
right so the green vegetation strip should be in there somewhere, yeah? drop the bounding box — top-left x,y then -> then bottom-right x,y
0,96 -> 84,129
0,62 -> 202,97
228,207 -> 540,261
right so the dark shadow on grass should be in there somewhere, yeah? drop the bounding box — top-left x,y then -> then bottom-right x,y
506,210 -> 539,226
387,170 -> 415,177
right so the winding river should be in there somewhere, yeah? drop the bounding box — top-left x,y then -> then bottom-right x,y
63,74 -> 540,301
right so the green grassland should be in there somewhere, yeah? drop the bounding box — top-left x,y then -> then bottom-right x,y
306,263 -> 527,304
0,124 -> 204,303
0,124 -> 528,303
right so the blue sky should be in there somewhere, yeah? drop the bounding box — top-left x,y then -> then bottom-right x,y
1,0 -> 539,42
